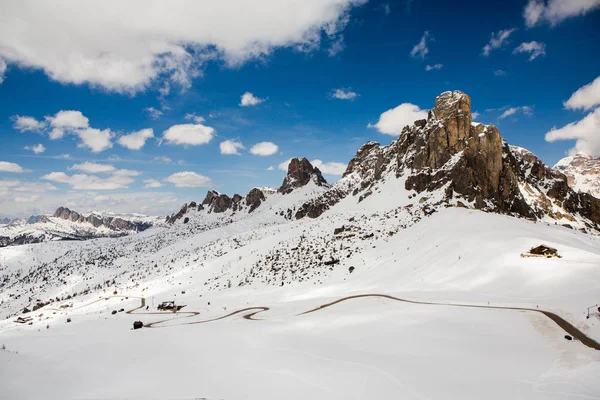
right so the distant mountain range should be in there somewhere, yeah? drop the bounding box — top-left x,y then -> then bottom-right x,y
554,153 -> 600,199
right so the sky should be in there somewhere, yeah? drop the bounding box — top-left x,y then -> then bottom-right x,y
0,0 -> 599,217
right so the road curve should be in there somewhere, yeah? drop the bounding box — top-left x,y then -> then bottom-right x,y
299,294 -> 600,351
38,292 -> 599,351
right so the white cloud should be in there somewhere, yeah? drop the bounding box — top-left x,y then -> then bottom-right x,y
56,154 -> 71,160
144,107 -> 163,120
162,123 -> 215,146
311,159 -> 346,175
0,161 -> 25,173
498,106 -> 534,120
330,88 -> 359,100
0,188 -> 178,218
0,58 -> 6,83
220,139 -> 245,155
472,111 -> 480,119
328,36 -> 345,56
494,69 -> 508,76
425,64 -> 443,71
0,1 -> 365,93
266,165 -> 275,171
153,156 -> 173,164
143,179 -> 163,188
45,110 -> 90,139
0,180 -> 56,192
410,31 -> 431,60
564,76 -> 600,111
69,162 -> 116,174
513,41 -> 546,61
368,103 -> 428,135
250,142 -> 279,156
24,143 -> 45,154
240,92 -> 265,107
12,115 -> 45,132
76,127 -> 114,152
545,107 -> 600,156
41,168 -> 140,190
524,0 -> 600,27
164,171 -> 212,188
481,28 -> 517,56
13,110 -> 115,152
118,128 -> 154,150
184,113 -> 206,123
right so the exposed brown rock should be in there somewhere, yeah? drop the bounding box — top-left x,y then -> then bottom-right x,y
279,158 -> 327,194
246,188 -> 266,213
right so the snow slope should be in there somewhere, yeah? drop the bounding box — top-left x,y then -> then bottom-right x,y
1,194 -> 600,398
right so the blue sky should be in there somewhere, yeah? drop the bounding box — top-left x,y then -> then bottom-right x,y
0,0 -> 599,217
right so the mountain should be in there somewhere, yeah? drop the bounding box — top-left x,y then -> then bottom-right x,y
1,91 -> 600,399
0,207 -> 162,247
554,152 -> 600,199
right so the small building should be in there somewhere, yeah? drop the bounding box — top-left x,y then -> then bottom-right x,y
521,245 -> 561,258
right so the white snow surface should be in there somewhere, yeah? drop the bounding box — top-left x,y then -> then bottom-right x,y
1,183 -> 600,399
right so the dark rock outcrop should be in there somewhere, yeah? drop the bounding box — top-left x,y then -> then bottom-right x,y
279,158 -> 327,194
52,207 -> 151,232
246,188 -> 266,213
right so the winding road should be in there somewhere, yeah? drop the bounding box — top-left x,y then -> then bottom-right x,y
36,292 -> 600,351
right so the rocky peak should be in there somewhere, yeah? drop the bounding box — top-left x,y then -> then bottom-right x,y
294,90 -> 600,232
279,157 -> 327,194
554,153 -> 600,199
52,207 -> 149,232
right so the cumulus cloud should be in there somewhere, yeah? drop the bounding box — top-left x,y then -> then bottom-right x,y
41,168 -> 140,190
24,143 -> 45,154
311,160 -> 346,175
564,76 -> 600,111
545,107 -> 600,156
410,31 -> 431,60
45,110 -> 90,139
240,92 -> 266,107
482,28 -> 517,56
75,127 -> 114,152
498,106 -> 534,120
164,171 -> 212,188
277,158 -> 294,171
162,123 -> 215,146
524,0 -> 600,27
425,64 -> 443,71
143,179 -> 163,188
266,165 -> 275,171
328,36 -> 345,56
0,161 -> 25,173
144,107 -> 163,120
513,41 -> 546,61
329,88 -> 359,100
220,139 -> 245,155
368,103 -> 428,135
250,142 -> 279,156
184,113 -> 206,123
12,115 -> 45,132
0,1 -> 364,93
118,128 -> 154,150
69,162 -> 116,174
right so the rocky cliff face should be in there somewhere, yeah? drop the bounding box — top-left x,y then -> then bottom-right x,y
554,153 -> 600,199
295,91 -> 600,232
279,158 -> 327,194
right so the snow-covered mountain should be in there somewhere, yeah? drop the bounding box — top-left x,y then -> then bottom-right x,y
1,91 -> 600,399
0,207 -> 163,247
554,152 -> 600,199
